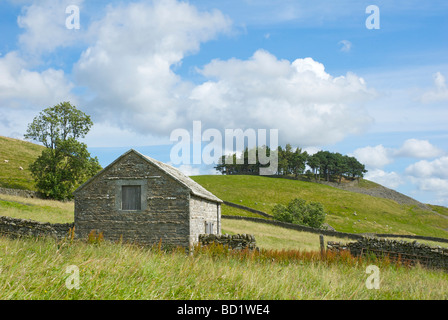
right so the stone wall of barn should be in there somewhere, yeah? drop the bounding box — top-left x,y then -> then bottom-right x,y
74,152 -> 192,248
189,196 -> 221,246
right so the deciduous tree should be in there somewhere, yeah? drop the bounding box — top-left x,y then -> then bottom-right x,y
25,102 -> 101,200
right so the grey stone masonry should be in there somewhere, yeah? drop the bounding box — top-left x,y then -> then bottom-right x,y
327,237 -> 448,271
199,233 -> 258,250
0,187 -> 39,198
0,215 -> 73,239
74,149 -> 222,248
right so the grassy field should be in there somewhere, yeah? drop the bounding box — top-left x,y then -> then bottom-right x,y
0,194 -> 74,224
0,193 -> 356,250
0,235 -> 447,300
0,136 -> 44,190
191,175 -> 448,239
222,218 -> 352,251
1,136 -> 448,300
0,187 -> 447,300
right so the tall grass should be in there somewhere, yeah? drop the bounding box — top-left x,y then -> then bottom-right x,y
0,235 -> 446,300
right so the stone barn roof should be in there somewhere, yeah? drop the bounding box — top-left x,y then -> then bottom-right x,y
74,149 -> 222,203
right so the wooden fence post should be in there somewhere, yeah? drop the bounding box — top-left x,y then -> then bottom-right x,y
320,234 -> 325,258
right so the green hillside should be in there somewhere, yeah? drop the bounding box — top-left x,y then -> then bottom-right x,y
191,175 -> 448,239
0,136 -> 44,190
1,134 -> 447,240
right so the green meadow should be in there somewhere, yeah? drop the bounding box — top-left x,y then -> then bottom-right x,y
191,175 -> 448,238
0,135 -> 448,300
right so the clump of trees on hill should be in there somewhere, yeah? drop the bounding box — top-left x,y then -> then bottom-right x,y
215,144 -> 367,183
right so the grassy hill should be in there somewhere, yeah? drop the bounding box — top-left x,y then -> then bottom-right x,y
0,136 -> 44,190
1,134 -> 447,239
191,175 -> 448,239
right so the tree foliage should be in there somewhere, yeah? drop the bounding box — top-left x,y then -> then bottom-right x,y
272,198 -> 326,228
25,102 -> 102,200
215,144 -> 367,182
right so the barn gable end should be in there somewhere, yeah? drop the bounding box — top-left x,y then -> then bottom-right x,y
74,149 -> 222,247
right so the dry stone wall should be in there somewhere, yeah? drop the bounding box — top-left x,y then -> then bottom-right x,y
199,233 -> 258,250
0,216 -> 73,239
222,201 -> 273,219
0,187 -> 39,198
327,237 -> 448,271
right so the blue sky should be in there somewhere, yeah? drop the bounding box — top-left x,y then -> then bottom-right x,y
0,0 -> 447,205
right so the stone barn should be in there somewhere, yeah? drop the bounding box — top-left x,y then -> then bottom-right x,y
74,149 -> 222,248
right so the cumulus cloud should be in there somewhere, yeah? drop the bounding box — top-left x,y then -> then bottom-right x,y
0,0 -> 83,138
190,50 -> 374,146
2,0 -> 376,148
405,156 -> 448,179
0,51 -> 75,108
353,145 -> 394,169
74,0 -> 232,135
364,169 -> 403,189
17,0 -> 85,55
64,0 -> 375,147
394,138 -> 444,159
353,139 -> 443,171
405,156 -> 448,205
421,72 -> 448,103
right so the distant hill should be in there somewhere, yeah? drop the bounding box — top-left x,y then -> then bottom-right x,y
191,175 -> 448,239
0,136 -> 44,190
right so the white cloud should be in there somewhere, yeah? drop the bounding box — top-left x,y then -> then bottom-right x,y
364,169 -> 403,189
0,51 -> 75,108
338,40 -> 352,52
394,138 -> 444,159
415,177 -> 448,206
74,0 -> 232,136
190,50 -> 374,146
1,0 -> 377,148
405,156 -> 448,179
421,72 -> 448,103
86,122 -> 170,148
405,156 -> 448,205
353,139 -> 443,171
66,0 -> 375,147
0,1 -> 82,139
303,146 -> 321,156
17,0 -> 85,55
173,164 -> 201,176
417,177 -> 448,192
353,145 -> 393,169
